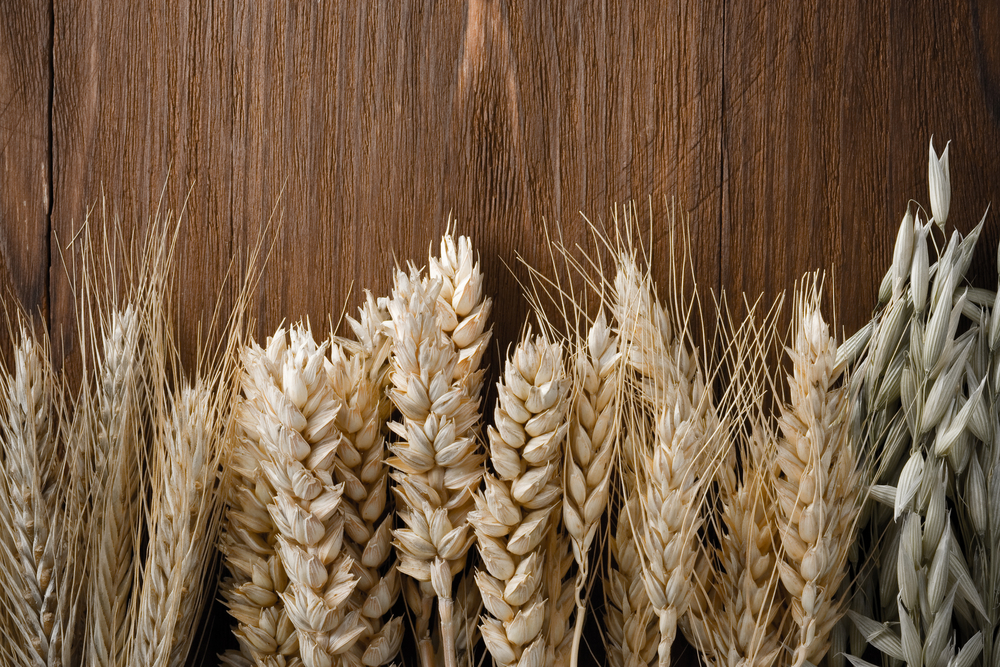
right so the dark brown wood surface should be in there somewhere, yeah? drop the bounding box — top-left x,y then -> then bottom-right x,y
3,0 -> 1000,665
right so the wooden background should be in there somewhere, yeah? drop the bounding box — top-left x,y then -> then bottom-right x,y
3,0 -> 1000,665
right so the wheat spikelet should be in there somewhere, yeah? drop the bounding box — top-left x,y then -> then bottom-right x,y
87,306 -> 144,667
472,332 -> 570,667
384,265 -> 485,667
604,492 -> 658,667
774,279 -> 862,667
0,327 -> 82,667
327,297 -> 403,667
428,227 -> 493,399
562,311 -> 619,665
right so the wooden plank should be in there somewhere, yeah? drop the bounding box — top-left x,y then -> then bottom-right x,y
50,0 -> 234,369
722,0 -> 891,336
225,0 -> 722,366
0,0 -> 50,339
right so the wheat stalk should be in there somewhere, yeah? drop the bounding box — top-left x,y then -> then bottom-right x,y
472,332 -> 570,667
327,296 -> 403,667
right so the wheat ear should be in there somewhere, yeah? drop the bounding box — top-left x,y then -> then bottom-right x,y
472,332 -> 570,667
87,306 -> 144,667
384,265 -> 485,667
267,325 -> 362,667
563,312 -> 619,666
604,489 -> 659,667
327,295 -> 403,667
614,252 -> 721,667
774,279 -> 863,667
130,377 -> 230,667
0,327 -> 82,667
220,328 -> 307,667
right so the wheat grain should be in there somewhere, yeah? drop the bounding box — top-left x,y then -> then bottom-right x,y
472,332 -> 570,667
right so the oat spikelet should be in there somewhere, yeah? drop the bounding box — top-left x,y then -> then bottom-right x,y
88,306 -> 144,667
604,493 -> 659,667
472,333 -> 570,667
327,297 -> 403,667
775,280 -> 862,667
0,328 -> 78,667
131,380 -> 227,667
563,312 -> 619,665
384,267 -> 484,667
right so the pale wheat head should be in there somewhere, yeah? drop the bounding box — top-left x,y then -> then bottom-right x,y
473,332 -> 570,667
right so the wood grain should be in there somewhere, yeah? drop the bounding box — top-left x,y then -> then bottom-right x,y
51,0 -> 235,368
0,0 -> 50,340
721,0 -> 891,338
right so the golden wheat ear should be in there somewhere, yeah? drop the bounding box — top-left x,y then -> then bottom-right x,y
385,262 -> 485,667
326,297 -> 404,667
472,330 -> 571,667
0,324 -> 86,667
770,276 -> 866,667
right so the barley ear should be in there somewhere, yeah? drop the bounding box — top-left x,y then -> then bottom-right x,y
87,306 -> 145,667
